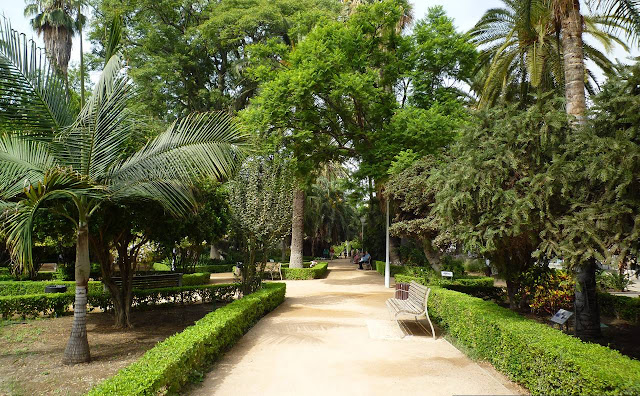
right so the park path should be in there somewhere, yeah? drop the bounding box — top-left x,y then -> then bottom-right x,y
192,259 -> 523,396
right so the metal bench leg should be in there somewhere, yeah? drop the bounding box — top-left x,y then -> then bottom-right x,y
425,309 -> 436,340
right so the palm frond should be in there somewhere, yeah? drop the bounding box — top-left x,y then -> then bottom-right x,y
0,17 -> 73,135
109,111 -> 249,185
0,134 -> 58,199
592,0 -> 640,46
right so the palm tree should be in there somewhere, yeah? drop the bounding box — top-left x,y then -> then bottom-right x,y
0,22 -> 247,364
24,0 -> 85,75
471,0 -> 627,107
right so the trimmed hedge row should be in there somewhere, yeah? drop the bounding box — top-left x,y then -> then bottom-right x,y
0,280 -> 103,296
598,292 -> 640,324
394,274 -> 494,287
281,262 -> 328,280
182,272 -> 211,286
194,264 -> 235,273
88,282 -> 286,395
428,287 -> 640,395
374,261 -> 406,277
0,284 -> 239,319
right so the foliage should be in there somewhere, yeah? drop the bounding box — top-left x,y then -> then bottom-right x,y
182,272 -> 211,286
394,274 -> 494,288
304,176 -> 359,256
598,292 -> 640,323
440,256 -> 465,278
281,262 -> 328,280
0,283 -> 239,319
228,158 -> 293,290
89,0 -> 341,120
539,64 -> 640,272
374,261 -> 407,277
519,269 -> 574,315
428,287 -> 640,395
88,282 -> 286,396
430,100 -> 569,304
0,280 -> 102,296
597,271 -> 632,292
470,0 -> 623,106
396,244 -> 429,267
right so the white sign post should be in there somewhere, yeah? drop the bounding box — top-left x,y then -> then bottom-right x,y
441,271 -> 454,279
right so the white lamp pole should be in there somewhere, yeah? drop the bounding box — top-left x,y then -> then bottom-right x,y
385,197 -> 390,288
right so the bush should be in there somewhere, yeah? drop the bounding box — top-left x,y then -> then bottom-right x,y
394,274 -> 494,287
0,280 -> 103,296
281,262 -> 328,280
520,270 -> 574,315
374,261 -> 408,277
599,292 -> 640,323
152,262 -> 171,271
597,271 -> 632,292
194,264 -> 235,273
182,272 -> 211,286
88,283 -> 286,396
428,287 -> 640,395
463,259 -> 486,273
0,283 -> 239,319
440,256 -> 465,277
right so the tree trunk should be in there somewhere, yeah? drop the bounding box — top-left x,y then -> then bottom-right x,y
560,1 -> 586,124
281,238 -> 287,262
422,239 -> 441,271
63,221 -> 91,364
505,278 -> 519,310
575,260 -> 601,339
290,188 -> 305,268
210,244 -> 222,260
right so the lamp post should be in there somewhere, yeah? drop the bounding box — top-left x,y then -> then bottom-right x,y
385,197 -> 390,288
360,216 -> 366,246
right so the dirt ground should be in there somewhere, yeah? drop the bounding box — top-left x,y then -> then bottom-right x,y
0,303 -> 220,396
190,259 -> 524,396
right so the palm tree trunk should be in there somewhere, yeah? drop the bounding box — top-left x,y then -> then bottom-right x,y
290,188 -> 305,268
575,259 -> 601,339
63,221 -> 91,364
560,0 -> 586,124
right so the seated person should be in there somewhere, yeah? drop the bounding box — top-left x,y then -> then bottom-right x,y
353,251 -> 361,265
358,251 -> 371,270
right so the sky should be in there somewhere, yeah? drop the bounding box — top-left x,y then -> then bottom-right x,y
1,0 -> 637,81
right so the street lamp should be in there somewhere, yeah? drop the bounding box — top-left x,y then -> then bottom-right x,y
385,198 -> 390,288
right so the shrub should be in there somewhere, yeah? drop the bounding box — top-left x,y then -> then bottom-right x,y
598,292 -> 640,323
88,283 -> 286,396
440,256 -> 465,277
281,262 -> 328,280
394,274 -> 494,287
463,259 -> 486,273
0,283 -> 239,319
182,272 -> 211,286
374,261 -> 408,277
428,287 -> 640,395
597,271 -> 632,292
152,262 -> 171,271
193,264 -> 235,273
0,280 -> 103,296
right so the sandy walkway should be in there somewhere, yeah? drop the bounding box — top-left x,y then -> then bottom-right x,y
191,259 -> 523,396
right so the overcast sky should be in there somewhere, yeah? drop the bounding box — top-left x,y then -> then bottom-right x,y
1,0 -> 637,81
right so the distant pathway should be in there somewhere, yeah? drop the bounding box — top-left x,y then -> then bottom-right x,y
192,259 -> 522,396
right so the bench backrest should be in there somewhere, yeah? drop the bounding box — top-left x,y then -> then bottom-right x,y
408,281 -> 428,308
111,273 -> 183,289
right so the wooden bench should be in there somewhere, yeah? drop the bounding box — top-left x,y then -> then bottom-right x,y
362,256 -> 372,270
386,281 -> 435,339
110,273 -> 183,289
264,262 -> 283,280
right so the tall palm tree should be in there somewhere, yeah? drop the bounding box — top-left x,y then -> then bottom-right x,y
24,0 -> 85,75
0,21 -> 248,364
471,0 -> 627,107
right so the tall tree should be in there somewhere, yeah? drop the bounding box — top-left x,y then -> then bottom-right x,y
0,22 -> 247,362
24,0 -> 85,75
470,0 -> 625,107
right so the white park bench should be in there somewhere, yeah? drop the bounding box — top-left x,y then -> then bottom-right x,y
264,261 -> 283,280
386,281 -> 436,339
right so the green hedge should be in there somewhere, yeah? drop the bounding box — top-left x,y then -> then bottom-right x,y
429,287 -> 640,395
0,284 -> 238,319
182,272 -> 211,286
0,280 -> 103,296
280,262 -> 328,280
599,292 -> 640,324
374,261 -> 407,276
395,274 -> 494,287
194,264 -> 235,273
88,283 -> 286,396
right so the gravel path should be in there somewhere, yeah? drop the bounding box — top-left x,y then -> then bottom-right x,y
191,259 -> 524,396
